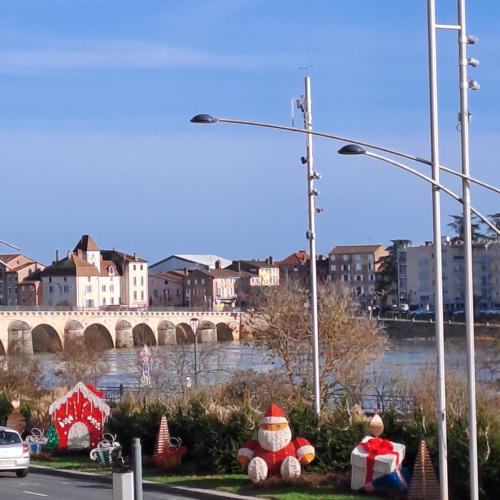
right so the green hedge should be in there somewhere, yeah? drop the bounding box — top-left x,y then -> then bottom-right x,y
106,397 -> 500,499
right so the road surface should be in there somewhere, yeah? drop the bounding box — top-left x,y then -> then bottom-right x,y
0,470 -> 195,499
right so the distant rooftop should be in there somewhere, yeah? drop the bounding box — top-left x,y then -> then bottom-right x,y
151,254 -> 232,270
330,245 -> 385,255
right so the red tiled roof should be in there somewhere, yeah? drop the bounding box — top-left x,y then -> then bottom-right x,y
73,235 -> 99,252
279,251 -> 310,265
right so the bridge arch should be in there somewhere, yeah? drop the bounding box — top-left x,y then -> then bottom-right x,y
64,320 -> 84,341
198,320 -> 217,343
84,323 -> 114,350
217,322 -> 235,341
158,320 -> 176,345
8,320 -> 32,355
132,323 -> 156,347
32,324 -> 63,353
115,320 -> 134,348
176,323 -> 194,344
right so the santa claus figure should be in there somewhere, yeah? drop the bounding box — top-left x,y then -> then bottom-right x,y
237,403 -> 315,483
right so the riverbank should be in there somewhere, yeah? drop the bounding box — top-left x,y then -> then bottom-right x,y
381,318 -> 500,339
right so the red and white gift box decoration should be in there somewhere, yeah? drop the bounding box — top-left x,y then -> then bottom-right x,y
350,436 -> 405,490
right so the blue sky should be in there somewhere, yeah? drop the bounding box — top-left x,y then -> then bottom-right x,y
1,0 -> 499,265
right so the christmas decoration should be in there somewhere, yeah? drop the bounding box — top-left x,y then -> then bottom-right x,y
153,415 -> 187,471
350,414 -> 406,492
49,382 -> 110,449
408,439 -> 440,499
237,403 -> 315,483
45,421 -> 59,450
90,433 -> 121,466
6,399 -> 26,435
139,345 -> 152,387
25,428 -> 47,454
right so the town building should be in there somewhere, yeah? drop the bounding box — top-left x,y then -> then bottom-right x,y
328,245 -> 388,297
398,239 -> 500,312
150,254 -> 232,274
149,271 -> 185,307
40,235 -> 148,309
278,251 -> 330,287
0,254 -> 45,306
228,258 -> 280,286
184,265 -> 248,310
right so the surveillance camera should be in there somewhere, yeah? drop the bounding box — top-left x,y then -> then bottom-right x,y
467,35 -> 478,44
467,57 -> 479,67
468,80 -> 480,90
300,156 -> 307,164
311,171 -> 321,180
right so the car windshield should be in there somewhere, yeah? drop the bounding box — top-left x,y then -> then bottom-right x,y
0,430 -> 21,445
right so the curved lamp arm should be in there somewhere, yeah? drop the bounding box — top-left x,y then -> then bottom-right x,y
191,114 -> 500,195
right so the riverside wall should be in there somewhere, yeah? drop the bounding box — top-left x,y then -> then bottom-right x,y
381,319 -> 500,339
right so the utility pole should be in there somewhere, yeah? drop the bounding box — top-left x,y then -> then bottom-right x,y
426,1 -> 449,498
302,76 -> 321,416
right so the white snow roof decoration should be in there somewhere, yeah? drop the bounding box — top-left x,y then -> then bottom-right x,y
49,382 -> 110,417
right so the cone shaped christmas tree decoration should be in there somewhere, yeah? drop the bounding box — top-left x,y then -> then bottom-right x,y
45,421 -> 59,450
154,415 -> 171,456
408,439 -> 440,500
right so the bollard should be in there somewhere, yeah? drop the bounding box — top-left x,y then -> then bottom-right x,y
113,471 -> 134,500
132,438 -> 143,500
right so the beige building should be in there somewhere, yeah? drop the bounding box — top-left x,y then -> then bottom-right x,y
328,245 -> 388,296
149,271 -> 184,307
398,239 -> 500,312
41,235 -> 148,309
0,254 -> 45,306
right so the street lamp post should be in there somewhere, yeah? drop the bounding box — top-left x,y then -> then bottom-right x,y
189,317 -> 200,387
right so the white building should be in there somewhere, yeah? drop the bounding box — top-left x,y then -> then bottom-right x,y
150,254 -> 232,274
398,239 -> 500,312
41,235 -> 148,308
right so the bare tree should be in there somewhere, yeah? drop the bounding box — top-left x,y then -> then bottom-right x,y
56,335 -> 110,387
249,283 -> 385,405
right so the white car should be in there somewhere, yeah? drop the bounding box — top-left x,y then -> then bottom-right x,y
0,427 -> 30,477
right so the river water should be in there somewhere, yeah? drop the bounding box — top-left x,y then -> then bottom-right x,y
34,337 -> 498,390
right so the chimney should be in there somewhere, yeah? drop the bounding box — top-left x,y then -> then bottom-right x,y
237,261 -> 241,272
55,250 -> 59,262
215,259 -> 221,270
184,267 -> 188,276
267,256 -> 274,265
133,252 -> 137,260
67,250 -> 72,258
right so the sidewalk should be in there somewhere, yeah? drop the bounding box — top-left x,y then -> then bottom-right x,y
30,464 -> 259,500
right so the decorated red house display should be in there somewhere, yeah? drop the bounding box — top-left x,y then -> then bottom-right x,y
48,382 -> 110,449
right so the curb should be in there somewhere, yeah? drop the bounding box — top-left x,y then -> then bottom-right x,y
30,465 -> 259,500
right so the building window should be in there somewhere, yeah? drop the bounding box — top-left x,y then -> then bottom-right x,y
368,262 -> 373,270
63,285 -> 69,293
176,289 -> 180,297
102,297 -> 106,305
102,285 -> 106,292
201,279 -> 205,285
110,285 -> 114,292
355,263 -> 361,271
133,277 -> 137,286
133,264 -> 136,271
48,286 -> 53,293
140,277 -> 144,286
343,275 -> 349,282
343,255 -> 348,261
110,297 -> 114,304
330,255 -> 336,262
133,291 -> 137,300
64,276 -> 67,282
187,279 -> 190,285
141,291 -> 144,301
86,285 -> 92,293
354,254 -> 361,262
330,265 -> 336,271
194,279 -> 198,285
49,277 -> 52,283
140,265 -> 143,270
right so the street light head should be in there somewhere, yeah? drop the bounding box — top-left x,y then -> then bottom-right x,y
468,80 -> 480,91
190,114 -> 218,124
338,144 -> 366,155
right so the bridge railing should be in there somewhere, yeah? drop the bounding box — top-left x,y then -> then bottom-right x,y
0,305 -> 241,313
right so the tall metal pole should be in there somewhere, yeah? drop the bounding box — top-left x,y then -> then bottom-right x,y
132,438 -> 143,500
194,327 -> 198,387
427,2 -> 449,498
457,1 -> 479,497
303,76 -> 321,416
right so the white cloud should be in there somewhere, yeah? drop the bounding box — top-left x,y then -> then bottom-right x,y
0,40 -> 298,72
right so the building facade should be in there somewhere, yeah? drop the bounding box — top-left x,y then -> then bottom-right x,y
149,271 -> 184,307
150,254 -> 231,274
328,245 -> 388,297
40,235 -> 148,309
398,239 -> 500,312
0,254 -> 45,306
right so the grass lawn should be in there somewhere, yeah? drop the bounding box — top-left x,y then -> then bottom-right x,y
32,457 -> 378,500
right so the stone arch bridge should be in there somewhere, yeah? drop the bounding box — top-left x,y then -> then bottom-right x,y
0,310 -> 242,356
